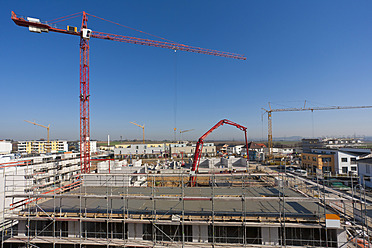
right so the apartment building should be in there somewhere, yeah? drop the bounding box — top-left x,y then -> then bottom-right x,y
14,140 -> 68,154
241,142 -> 266,161
323,137 -> 363,148
301,152 -> 335,174
227,145 -> 244,155
302,148 -> 370,175
114,143 -> 166,159
263,147 -> 295,155
170,142 -> 216,157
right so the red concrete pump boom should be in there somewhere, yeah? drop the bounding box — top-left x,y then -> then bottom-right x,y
189,119 -> 248,186
11,11 -> 246,174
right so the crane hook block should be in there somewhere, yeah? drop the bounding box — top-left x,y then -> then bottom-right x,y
81,28 -> 92,40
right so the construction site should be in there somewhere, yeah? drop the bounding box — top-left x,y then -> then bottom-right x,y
3,5 -> 372,248
1,161 -> 361,247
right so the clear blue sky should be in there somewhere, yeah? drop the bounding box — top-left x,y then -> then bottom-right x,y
1,1 -> 372,141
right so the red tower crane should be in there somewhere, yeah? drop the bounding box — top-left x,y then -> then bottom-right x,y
11,11 -> 246,173
189,119 -> 248,186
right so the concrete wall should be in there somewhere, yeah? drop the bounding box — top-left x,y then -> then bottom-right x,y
128,223 -> 143,240
114,144 -> 165,156
170,144 -> 216,157
68,221 -> 79,238
198,157 -> 247,169
337,228 -> 347,247
0,141 -> 12,154
261,227 -> 279,245
192,225 -> 208,243
199,158 -> 221,169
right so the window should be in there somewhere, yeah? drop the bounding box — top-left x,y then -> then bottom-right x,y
351,158 -> 356,164
341,158 -> 347,163
342,167 -> 348,174
302,155 -> 306,160
322,157 -> 332,163
367,165 -> 370,174
312,157 -> 316,162
323,166 -> 331,172
351,167 -> 357,171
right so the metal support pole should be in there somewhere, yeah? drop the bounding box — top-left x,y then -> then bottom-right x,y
212,173 -> 215,247
323,171 -> 328,247
182,173 -> 185,246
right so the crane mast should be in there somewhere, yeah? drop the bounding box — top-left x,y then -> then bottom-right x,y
11,11 -> 246,173
80,12 -> 90,173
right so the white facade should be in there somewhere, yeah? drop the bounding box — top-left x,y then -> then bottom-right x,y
90,141 -> 97,153
227,145 -> 244,155
170,143 -> 216,157
0,141 -> 12,154
263,147 -> 294,155
322,137 -> 363,148
198,157 -> 247,170
311,148 -> 370,175
114,143 -> 166,158
114,143 -> 216,158
357,157 -> 372,188
77,141 -> 98,154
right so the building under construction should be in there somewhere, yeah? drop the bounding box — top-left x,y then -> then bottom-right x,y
2,159 -> 362,248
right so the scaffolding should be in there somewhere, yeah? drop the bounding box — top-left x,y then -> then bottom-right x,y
0,165 -> 369,248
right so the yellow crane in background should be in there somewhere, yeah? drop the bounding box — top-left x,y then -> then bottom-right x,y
130,122 -> 145,144
24,120 -> 51,152
262,102 -> 372,157
179,129 -> 194,141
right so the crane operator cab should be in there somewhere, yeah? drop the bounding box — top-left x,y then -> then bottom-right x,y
81,28 -> 92,39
